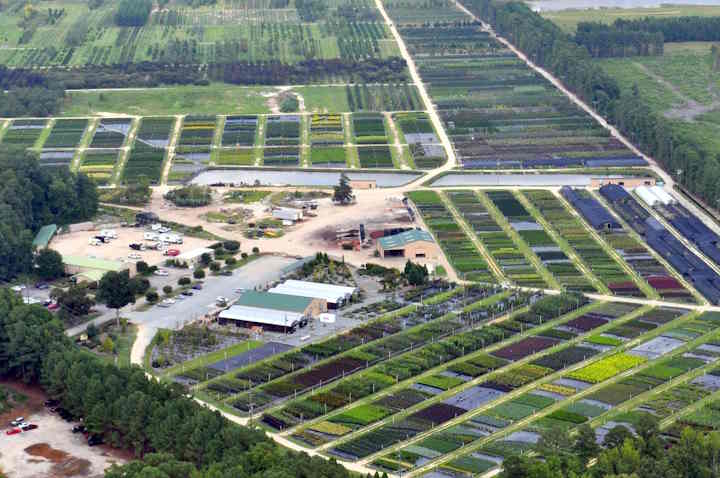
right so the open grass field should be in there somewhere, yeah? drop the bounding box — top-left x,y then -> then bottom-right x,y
62,84 -> 272,116
596,42 -> 720,156
540,5 -> 720,33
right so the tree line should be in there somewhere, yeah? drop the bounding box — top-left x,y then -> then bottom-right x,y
499,412 -> 720,478
613,16 -> 720,43
466,0 -> 720,215
0,287 -> 386,478
575,22 -> 664,58
0,148 -> 98,281
115,0 -> 152,27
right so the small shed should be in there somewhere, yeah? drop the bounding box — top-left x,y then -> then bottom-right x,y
272,207 -> 303,222
376,229 -> 439,259
33,224 -> 57,249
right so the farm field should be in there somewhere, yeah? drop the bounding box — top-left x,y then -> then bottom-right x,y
79,149 -> 122,186
393,22 -> 643,170
374,310 -> 720,476
0,0 -> 401,69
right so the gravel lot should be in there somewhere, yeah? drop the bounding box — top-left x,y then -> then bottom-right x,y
0,411 -> 127,478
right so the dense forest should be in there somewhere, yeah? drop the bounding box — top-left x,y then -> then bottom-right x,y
575,23 -> 664,58
114,0 -> 153,27
0,288 -> 381,478
466,0 -> 720,214
0,148 -> 98,281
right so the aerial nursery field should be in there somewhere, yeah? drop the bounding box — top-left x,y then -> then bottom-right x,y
0,0 -> 400,68
372,309 -> 720,476
394,20 -> 644,170
597,42 -> 720,156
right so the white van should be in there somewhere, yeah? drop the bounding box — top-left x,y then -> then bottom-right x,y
144,232 -> 158,241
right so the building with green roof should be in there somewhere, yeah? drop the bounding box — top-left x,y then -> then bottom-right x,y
218,290 -> 327,333
377,229 -> 439,259
33,224 -> 57,249
63,255 -> 127,276
235,290 -> 314,314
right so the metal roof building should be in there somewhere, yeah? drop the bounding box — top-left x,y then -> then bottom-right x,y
269,280 -> 356,308
235,290 -> 314,313
33,224 -> 57,248
218,305 -> 304,333
376,229 -> 439,259
63,255 -> 126,276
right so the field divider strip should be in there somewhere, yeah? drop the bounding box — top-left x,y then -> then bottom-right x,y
229,292 -> 515,419
161,114 -> 184,185
405,309 -> 708,476
352,303 -> 657,466
589,189 -> 705,304
476,190 -> 561,290
0,119 -> 9,143
288,299 -> 598,443
516,189 -> 607,294
438,190 -> 506,284
210,115 -> 226,166
112,117 -> 141,186
72,118 -> 99,171
553,189 -> 656,299
33,118 -> 55,151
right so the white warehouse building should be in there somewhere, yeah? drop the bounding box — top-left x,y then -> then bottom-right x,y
268,279 -> 356,309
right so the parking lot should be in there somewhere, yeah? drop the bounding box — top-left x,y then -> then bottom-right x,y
51,226 -> 213,269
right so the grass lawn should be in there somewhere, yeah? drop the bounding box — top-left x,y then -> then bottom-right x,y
61,84 -> 272,116
295,86 -> 351,113
164,340 -> 263,377
542,5 -> 720,33
94,324 -> 138,368
223,190 -> 273,203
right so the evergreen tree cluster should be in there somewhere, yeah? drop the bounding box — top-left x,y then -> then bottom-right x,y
0,148 -> 98,281
115,0 -> 153,27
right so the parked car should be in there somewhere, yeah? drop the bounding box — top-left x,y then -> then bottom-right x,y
10,417 -> 24,426
10,285 -> 25,293
163,249 -> 180,257
192,284 -> 203,290
72,424 -> 86,434
5,428 -> 21,435
219,270 -> 233,276
162,298 -> 176,305
57,408 -> 72,421
44,399 -> 59,408
20,423 -> 37,431
47,302 -> 60,310
181,290 -> 194,296
88,434 -> 104,446
154,269 -> 169,277
35,282 -> 49,290
128,253 -> 142,260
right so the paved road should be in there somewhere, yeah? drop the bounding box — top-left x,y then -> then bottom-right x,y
128,255 -> 299,364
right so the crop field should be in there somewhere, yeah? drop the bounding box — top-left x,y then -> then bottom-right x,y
37,149 -> 76,168
89,118 -> 133,149
124,142 -> 166,184
394,22 -> 640,170
393,112 -> 445,169
0,0 -> 401,69
565,188 -> 695,302
263,147 -> 301,166
357,145 -> 394,169
345,84 -> 423,112
43,118 -> 89,149
352,113 -> 388,144
193,287 -> 508,408
601,185 -> 720,304
310,147 -> 349,168
178,115 -> 217,149
385,0 -> 468,24
217,148 -> 257,166
522,189 -> 644,297
289,294 -> 589,456
265,116 -> 301,146
0,119 -> 47,149
407,191 -> 493,282
311,114 -> 344,146
444,190 -> 544,287
221,116 -> 258,147
487,190 -> 593,292
79,149 -> 122,186
135,117 -> 175,148
376,310 -> 720,476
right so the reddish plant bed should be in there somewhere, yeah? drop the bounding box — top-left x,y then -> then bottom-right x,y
292,357 -> 366,388
491,336 -> 558,361
647,275 -> 683,290
565,314 -> 608,332
411,403 -> 467,425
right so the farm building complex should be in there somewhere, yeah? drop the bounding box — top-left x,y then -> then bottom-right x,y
376,229 -> 439,259
268,280 -> 356,309
218,290 -> 326,332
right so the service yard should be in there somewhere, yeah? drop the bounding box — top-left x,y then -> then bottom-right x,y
0,383 -> 127,478
51,226 -> 214,268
